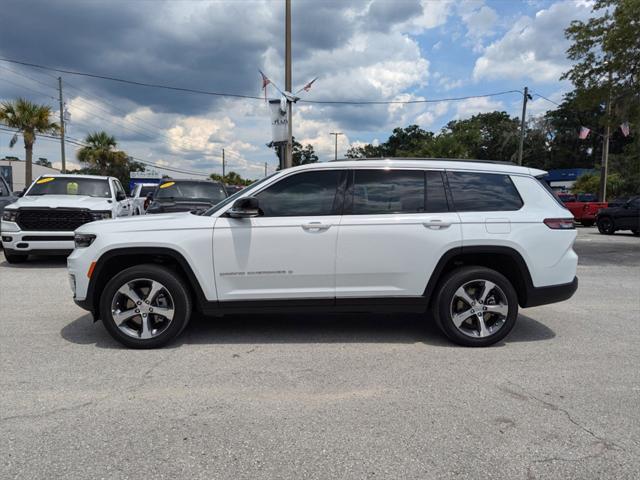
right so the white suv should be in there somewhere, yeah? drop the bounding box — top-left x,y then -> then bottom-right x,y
67,159 -> 578,348
1,174 -> 132,262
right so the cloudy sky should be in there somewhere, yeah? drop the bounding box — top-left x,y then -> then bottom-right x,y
0,0 -> 593,179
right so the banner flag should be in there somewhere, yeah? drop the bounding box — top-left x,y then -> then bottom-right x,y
269,99 -> 289,144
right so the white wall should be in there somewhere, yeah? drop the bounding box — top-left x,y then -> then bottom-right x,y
0,159 -> 60,191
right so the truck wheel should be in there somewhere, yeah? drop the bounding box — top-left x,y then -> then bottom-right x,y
431,267 -> 518,347
4,251 -> 28,264
597,217 -> 615,235
100,264 -> 192,348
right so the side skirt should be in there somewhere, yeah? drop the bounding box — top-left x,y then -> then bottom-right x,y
199,297 -> 429,316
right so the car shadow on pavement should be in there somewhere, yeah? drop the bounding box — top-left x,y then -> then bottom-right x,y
0,255 -> 68,269
60,312 -> 555,349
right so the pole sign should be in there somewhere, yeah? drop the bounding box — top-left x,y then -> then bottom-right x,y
269,99 -> 289,144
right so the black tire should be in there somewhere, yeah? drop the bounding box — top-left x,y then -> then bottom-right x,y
431,266 -> 519,347
581,221 -> 594,227
99,264 -> 192,349
597,216 -> 615,234
4,251 -> 28,263
632,230 -> 640,236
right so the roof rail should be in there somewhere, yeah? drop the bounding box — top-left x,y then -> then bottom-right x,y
330,157 -> 516,166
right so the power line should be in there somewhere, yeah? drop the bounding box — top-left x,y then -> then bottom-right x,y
0,57 -> 265,101
0,57 -> 524,106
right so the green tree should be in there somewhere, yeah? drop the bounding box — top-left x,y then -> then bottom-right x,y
0,98 -> 60,186
75,131 -> 143,191
563,0 -> 639,94
572,172 -> 627,198
272,138 -> 318,167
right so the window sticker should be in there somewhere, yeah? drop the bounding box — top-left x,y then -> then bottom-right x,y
159,182 -> 175,189
67,182 -> 79,195
36,177 -> 55,184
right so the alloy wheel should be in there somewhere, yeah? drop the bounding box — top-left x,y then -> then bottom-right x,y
110,278 -> 175,339
449,279 -> 509,338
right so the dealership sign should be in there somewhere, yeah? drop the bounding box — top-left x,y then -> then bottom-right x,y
269,99 -> 289,144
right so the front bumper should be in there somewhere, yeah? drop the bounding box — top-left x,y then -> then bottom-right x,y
1,221 -> 75,253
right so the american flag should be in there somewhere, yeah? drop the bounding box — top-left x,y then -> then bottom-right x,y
302,77 -> 318,92
620,122 -> 630,137
578,126 -> 590,140
259,70 -> 271,101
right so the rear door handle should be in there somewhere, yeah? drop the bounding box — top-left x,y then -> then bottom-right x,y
423,220 -> 451,230
302,222 -> 331,231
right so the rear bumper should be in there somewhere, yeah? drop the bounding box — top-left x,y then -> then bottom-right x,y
522,276 -> 578,308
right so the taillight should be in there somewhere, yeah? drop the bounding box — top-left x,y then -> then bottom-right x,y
544,218 -> 575,229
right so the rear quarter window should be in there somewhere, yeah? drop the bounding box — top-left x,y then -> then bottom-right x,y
446,171 -> 523,212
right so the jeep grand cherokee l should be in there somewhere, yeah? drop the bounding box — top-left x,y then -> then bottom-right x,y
67,159 -> 578,348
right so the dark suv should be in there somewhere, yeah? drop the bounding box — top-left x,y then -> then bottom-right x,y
596,196 -> 640,235
146,179 -> 227,214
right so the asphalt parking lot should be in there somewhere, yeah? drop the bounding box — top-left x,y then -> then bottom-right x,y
1,228 -> 639,479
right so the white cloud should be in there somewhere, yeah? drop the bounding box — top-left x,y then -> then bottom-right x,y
473,0 -> 592,82
166,117 -> 234,155
454,97 -> 504,119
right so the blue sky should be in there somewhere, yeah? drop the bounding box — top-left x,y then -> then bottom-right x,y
0,0 -> 594,179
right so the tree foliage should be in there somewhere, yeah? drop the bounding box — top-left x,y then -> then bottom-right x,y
272,137 -> 319,168
74,131 -> 144,191
0,98 -> 60,185
210,171 -> 254,185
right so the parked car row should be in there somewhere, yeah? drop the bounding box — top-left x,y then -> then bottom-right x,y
1,175 -> 229,262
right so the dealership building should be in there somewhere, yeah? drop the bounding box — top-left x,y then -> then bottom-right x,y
0,157 -> 60,192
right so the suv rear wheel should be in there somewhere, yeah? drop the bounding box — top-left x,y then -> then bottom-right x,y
100,264 -> 192,348
432,266 -> 518,347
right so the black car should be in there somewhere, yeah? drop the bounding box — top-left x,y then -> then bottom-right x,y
146,179 -> 227,214
596,196 -> 640,235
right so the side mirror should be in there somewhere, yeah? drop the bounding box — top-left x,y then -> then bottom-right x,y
228,197 -> 260,218
116,191 -> 126,201
13,190 -> 24,198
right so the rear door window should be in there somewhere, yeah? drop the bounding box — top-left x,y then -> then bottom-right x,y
351,170 -> 425,214
446,171 -> 523,212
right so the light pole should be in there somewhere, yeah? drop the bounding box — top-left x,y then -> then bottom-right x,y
284,0 -> 293,169
330,132 -> 343,161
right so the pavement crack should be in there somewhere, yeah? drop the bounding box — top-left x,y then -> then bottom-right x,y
504,381 -> 625,453
0,400 -> 94,422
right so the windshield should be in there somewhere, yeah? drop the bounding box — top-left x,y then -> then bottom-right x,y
26,177 -> 111,198
203,173 -> 277,216
140,186 -> 156,197
155,181 -> 226,202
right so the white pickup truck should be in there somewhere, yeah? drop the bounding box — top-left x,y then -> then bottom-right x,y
1,174 -> 132,262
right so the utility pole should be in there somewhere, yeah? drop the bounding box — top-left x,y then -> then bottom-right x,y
58,77 -> 66,173
330,132 -> 343,161
599,71 -> 613,202
284,0 -> 293,169
517,86 -> 530,166
222,148 -> 226,180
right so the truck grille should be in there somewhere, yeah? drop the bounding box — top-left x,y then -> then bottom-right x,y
16,209 -> 93,232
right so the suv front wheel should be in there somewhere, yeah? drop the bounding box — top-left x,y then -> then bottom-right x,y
432,267 -> 518,347
100,264 -> 192,348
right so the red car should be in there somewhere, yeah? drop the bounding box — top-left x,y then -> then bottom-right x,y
558,193 -> 607,227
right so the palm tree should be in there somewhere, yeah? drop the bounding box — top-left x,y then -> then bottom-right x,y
0,98 -> 60,187
76,131 -> 128,174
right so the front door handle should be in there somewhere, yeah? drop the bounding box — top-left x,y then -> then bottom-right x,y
302,222 -> 331,231
423,220 -> 451,230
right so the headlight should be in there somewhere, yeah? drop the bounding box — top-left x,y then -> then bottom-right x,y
90,211 -> 112,221
74,233 -> 96,248
2,210 -> 18,222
